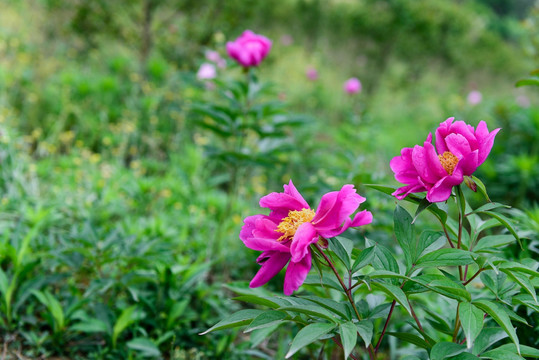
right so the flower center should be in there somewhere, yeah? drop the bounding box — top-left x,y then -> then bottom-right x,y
438,151 -> 458,175
275,208 -> 316,241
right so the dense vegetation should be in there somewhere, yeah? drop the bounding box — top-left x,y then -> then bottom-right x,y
0,0 -> 537,358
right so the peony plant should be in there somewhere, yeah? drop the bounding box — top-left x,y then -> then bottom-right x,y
203,115 -> 538,359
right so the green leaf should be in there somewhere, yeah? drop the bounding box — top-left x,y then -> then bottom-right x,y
126,337 -> 161,357
472,300 -> 520,355
386,332 -> 430,349
329,237 -> 353,269
250,324 -> 281,348
448,353 -> 479,359
413,197 -> 433,223
167,300 -> 188,329
279,305 -> 339,323
468,203 -> 510,215
71,319 -> 109,334
480,349 -> 525,360
244,311 -> 288,333
472,327 -> 508,355
339,322 -> 357,360
32,290 -> 65,334
415,248 -> 474,268
394,205 -> 414,270
498,261 -> 539,278
459,302 -> 484,349
515,77 -> 539,87
112,305 -> 139,348
371,282 -> 411,315
430,342 -> 466,360
301,295 -> 350,320
367,240 -> 400,284
365,184 -> 447,223
501,269 -> 537,304
232,295 -> 280,309
474,235 -> 516,252
351,246 -> 375,272
355,320 -> 373,347
200,309 -> 263,335
471,176 -> 490,202
477,211 -> 522,249
495,344 -> 539,358
303,274 -> 342,291
415,277 -> 471,302
415,231 -> 446,260
285,322 -> 337,358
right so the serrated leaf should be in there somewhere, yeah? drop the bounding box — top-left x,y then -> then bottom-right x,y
459,302 -> 484,349
339,322 -> 357,360
285,323 -> 337,358
244,311 -> 288,333
431,341 -> 466,360
472,300 -> 520,355
386,332 -> 430,349
415,248 -> 474,268
351,246 -> 375,272
371,282 -> 411,315
200,309 -> 264,335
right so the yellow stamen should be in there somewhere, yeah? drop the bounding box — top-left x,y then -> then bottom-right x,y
438,151 -> 458,175
276,208 -> 316,241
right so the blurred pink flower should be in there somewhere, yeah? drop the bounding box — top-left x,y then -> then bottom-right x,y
196,63 -> 216,80
240,181 -> 372,295
280,34 -> 293,46
306,67 -> 318,81
467,90 -> 482,105
391,117 -> 500,202
226,30 -> 272,67
205,50 -> 222,63
344,78 -> 361,94
516,95 -> 530,108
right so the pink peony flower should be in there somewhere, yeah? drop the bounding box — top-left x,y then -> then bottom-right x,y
391,117 -> 500,202
226,30 -> 272,67
306,67 -> 318,81
196,63 -> 216,80
344,78 -> 361,94
240,181 -> 372,295
467,90 -> 482,105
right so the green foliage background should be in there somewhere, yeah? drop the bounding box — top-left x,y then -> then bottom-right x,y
0,0 -> 537,358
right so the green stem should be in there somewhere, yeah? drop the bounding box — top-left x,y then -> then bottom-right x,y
452,302 -> 461,342
313,244 -> 376,360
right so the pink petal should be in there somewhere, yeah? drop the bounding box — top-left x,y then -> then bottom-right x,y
250,251 -> 290,288
435,118 -> 454,154
312,185 -> 364,230
412,143 -> 444,183
242,237 -> 291,252
240,215 -> 262,242
259,180 -> 310,217
392,183 -> 426,200
290,222 -> 317,263
351,210 -> 373,227
427,169 -> 464,202
445,133 -> 472,159
455,151 -> 479,176
283,255 -> 311,296
477,123 -> 500,165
